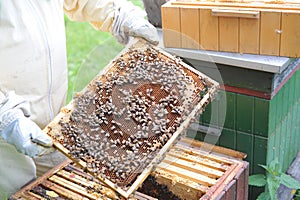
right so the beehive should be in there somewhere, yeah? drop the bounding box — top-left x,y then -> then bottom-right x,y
44,39 -> 219,198
161,0 -> 300,57
9,159 -> 155,200
10,138 -> 248,200
139,138 -> 248,200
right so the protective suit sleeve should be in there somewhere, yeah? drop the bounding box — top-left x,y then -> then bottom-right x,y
63,0 -> 115,32
0,91 -> 54,157
63,0 -> 159,44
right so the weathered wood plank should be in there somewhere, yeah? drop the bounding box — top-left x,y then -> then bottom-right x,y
260,11 -> 281,56
239,17 -> 260,54
156,162 -> 218,186
161,5 -> 181,48
163,154 -> 224,178
219,16 -> 239,52
167,150 -> 229,172
180,6 -> 200,49
199,8 -> 219,50
280,11 -> 300,57
180,137 -> 247,159
49,175 -> 97,199
42,179 -> 88,199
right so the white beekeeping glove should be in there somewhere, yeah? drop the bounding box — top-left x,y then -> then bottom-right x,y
112,0 -> 159,45
0,91 -> 54,158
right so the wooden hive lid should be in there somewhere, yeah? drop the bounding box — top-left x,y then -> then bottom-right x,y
167,0 -> 300,11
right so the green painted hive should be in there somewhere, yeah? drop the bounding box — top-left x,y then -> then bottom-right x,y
184,58 -> 300,199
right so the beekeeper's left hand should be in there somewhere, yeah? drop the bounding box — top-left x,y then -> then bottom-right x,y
0,91 -> 54,158
112,0 -> 159,45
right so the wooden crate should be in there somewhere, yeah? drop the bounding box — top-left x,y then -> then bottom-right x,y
43,39 -> 219,198
161,1 -> 300,57
10,159 -> 156,200
139,138 -> 249,200
11,138 -> 248,200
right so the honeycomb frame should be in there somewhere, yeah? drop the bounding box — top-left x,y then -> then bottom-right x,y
44,39 -> 219,198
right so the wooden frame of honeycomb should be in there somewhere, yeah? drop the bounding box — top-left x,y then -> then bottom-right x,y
44,39 -> 219,198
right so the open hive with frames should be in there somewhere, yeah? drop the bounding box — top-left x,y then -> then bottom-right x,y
44,39 -> 219,198
10,159 -> 156,200
11,138 -> 248,200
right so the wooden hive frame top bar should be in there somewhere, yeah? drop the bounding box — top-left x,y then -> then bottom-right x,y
10,159 -> 156,200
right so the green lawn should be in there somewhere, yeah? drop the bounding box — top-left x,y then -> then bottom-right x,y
65,0 -> 144,102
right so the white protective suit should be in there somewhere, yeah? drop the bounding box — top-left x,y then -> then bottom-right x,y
0,0 -> 158,198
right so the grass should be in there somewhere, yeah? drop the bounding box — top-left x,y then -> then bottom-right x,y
65,0 -> 144,102
65,18 -> 114,102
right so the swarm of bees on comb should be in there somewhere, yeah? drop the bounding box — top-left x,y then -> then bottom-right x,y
46,41 -> 217,196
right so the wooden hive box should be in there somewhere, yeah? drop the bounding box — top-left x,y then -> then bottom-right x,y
9,159 -> 155,200
161,0 -> 300,57
10,138 -> 248,200
42,39 -> 219,198
139,138 -> 249,200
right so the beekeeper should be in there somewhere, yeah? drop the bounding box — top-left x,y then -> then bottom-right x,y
0,0 -> 158,198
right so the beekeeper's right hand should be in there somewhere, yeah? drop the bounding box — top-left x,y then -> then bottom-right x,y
0,91 -> 54,157
112,0 -> 159,45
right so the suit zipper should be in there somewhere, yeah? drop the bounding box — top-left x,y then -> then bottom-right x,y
27,0 -> 54,120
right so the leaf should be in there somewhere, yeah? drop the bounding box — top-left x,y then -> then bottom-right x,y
257,191 -> 271,200
280,173 -> 300,189
259,164 -> 273,174
249,174 -> 267,187
267,176 -> 280,200
259,159 -> 281,176
269,158 -> 281,176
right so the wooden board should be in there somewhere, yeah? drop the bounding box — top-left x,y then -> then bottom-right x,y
219,16 -> 239,52
199,8 -> 219,51
280,11 -> 300,57
43,39 -> 219,198
239,17 -> 260,54
161,6 -> 181,48
180,6 -> 200,49
162,1 -> 300,57
259,11 -> 281,56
